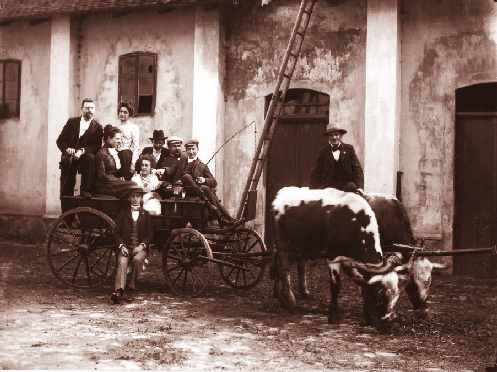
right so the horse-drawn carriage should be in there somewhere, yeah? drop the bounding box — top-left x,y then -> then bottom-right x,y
46,194 -> 269,295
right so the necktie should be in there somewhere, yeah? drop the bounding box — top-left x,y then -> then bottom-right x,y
331,144 -> 340,152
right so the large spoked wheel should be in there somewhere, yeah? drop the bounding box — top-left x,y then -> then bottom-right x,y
162,228 -> 213,296
47,207 -> 118,289
218,228 -> 268,290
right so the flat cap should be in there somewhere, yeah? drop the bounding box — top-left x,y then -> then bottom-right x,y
184,139 -> 199,147
166,136 -> 183,144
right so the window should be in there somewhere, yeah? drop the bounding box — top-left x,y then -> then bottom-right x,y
0,60 -> 21,119
118,52 -> 157,115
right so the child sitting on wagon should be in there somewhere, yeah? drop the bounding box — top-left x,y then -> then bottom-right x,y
111,185 -> 153,304
131,154 -> 162,216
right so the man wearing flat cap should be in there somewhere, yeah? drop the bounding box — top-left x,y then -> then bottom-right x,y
310,124 -> 364,192
156,136 -> 188,197
138,130 -> 169,176
182,139 -> 235,224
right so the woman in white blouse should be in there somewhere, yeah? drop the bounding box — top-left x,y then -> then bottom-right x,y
132,154 -> 162,215
117,102 -> 140,180
95,125 -> 139,199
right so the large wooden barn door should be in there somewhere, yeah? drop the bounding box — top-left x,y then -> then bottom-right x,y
454,83 -> 497,276
264,89 -> 329,246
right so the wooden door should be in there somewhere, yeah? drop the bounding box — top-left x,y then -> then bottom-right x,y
265,121 -> 327,246
454,113 -> 497,276
264,89 -> 329,246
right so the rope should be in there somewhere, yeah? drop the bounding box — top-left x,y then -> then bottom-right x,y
206,121 -> 256,166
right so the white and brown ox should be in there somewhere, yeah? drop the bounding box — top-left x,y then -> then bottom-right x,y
272,187 -> 443,326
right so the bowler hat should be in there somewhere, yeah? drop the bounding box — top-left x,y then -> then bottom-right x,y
184,139 -> 199,148
325,125 -> 347,135
167,136 -> 183,145
149,130 -> 167,141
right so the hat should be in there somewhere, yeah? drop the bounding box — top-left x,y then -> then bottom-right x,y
325,125 -> 347,135
184,139 -> 199,148
128,185 -> 146,195
149,130 -> 167,141
167,136 -> 183,145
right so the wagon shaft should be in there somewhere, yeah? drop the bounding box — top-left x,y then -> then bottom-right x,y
392,243 -> 497,257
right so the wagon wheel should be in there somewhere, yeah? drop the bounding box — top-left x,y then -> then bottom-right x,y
218,228 -> 267,290
47,207 -> 118,289
162,228 -> 213,296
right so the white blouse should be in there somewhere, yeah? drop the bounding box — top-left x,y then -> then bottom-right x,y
131,173 -> 161,193
118,121 -> 140,164
108,148 -> 121,170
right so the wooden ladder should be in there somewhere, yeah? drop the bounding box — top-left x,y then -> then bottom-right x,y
237,0 -> 319,220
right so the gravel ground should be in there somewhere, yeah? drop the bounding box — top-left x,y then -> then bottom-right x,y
0,239 -> 496,370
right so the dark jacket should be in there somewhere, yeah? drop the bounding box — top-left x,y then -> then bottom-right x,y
184,159 -> 217,189
116,206 -> 153,248
95,146 -> 138,198
160,153 -> 188,185
56,117 -> 103,156
310,143 -> 364,190
140,146 -> 169,169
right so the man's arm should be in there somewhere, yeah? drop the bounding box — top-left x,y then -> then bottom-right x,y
81,122 -> 103,155
349,146 -> 364,189
198,163 -> 217,189
56,118 -> 74,153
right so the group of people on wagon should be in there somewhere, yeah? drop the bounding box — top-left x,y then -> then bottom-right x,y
56,98 -> 238,304
56,98 -> 236,224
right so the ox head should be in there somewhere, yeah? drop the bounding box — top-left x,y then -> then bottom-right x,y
331,253 -> 445,324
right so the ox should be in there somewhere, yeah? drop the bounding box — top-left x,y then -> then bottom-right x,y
273,188 -> 444,326
272,187 -> 404,326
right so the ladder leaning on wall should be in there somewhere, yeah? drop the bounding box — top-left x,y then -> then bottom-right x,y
236,0 -> 319,220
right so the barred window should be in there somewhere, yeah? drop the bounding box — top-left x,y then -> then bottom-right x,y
0,60 -> 21,119
118,52 -> 157,115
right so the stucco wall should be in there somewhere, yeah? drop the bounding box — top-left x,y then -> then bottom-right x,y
401,0 -> 497,247
223,0 -> 366,230
0,21 -> 50,215
78,8 -> 195,144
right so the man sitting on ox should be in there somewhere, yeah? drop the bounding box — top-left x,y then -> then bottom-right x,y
310,124 -> 364,193
181,139 -> 235,225
56,98 -> 103,201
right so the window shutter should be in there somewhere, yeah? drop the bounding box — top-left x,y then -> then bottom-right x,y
137,54 -> 156,114
0,62 -> 4,103
4,61 -> 20,116
119,55 -> 138,111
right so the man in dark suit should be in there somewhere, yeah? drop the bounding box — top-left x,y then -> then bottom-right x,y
156,136 -> 187,197
139,129 -> 169,176
56,98 -> 103,199
310,124 -> 364,192
182,139 -> 235,224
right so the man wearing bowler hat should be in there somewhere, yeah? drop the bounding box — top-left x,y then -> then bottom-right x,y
310,124 -> 364,192
139,129 -> 169,176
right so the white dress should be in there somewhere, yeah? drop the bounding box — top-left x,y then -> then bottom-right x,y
131,173 -> 161,215
118,121 -> 140,165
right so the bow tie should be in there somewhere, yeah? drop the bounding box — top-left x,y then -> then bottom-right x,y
331,144 -> 340,151
131,206 -> 140,211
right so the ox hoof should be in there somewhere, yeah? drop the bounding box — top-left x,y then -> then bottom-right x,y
298,290 -> 312,299
413,308 -> 429,320
327,312 -> 342,324
278,291 -> 297,310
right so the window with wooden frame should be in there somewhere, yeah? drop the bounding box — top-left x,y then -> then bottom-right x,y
0,60 -> 21,119
118,52 -> 157,115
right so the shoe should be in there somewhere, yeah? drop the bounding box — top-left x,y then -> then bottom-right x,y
110,288 -> 124,304
81,191 -> 93,199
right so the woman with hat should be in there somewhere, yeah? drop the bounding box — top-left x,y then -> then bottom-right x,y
95,125 -> 140,199
131,154 -> 162,215
111,184 -> 153,304
310,124 -> 364,192
116,102 -> 140,180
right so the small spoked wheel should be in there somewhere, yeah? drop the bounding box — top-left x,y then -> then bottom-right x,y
46,207 -> 118,289
218,228 -> 267,290
162,228 -> 213,296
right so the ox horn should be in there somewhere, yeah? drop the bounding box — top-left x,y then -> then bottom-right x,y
331,252 -> 403,275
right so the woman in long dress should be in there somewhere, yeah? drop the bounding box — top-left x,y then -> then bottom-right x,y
117,102 -> 140,180
95,125 -> 138,199
131,154 -> 162,215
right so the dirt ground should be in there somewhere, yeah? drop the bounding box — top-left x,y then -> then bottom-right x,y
0,239 -> 496,371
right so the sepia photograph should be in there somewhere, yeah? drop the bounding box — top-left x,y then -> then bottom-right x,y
0,0 -> 496,370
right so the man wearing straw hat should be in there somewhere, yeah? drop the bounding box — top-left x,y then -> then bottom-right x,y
310,124 -> 364,193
